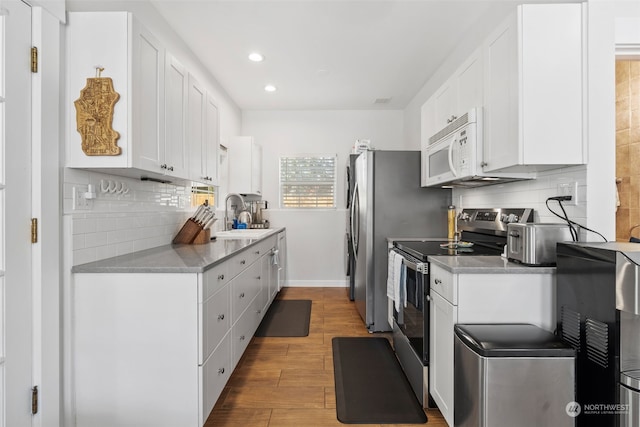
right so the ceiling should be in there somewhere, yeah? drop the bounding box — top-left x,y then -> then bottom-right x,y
148,0 -> 524,111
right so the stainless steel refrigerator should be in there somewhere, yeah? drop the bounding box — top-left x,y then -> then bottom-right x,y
350,150 -> 450,332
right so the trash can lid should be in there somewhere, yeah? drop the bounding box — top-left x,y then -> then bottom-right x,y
454,324 -> 575,358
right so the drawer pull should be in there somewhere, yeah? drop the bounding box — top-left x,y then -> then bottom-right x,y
240,260 -> 246,265
218,368 -> 225,375
217,314 -> 225,321
257,309 -> 262,314
434,279 -> 442,285
239,292 -> 245,298
240,335 -> 246,341
255,250 -> 260,255
256,276 -> 261,280
160,164 -> 167,170
167,166 -> 174,172
218,274 -> 225,280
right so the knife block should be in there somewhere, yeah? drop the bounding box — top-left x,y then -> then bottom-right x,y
192,228 -> 211,245
172,218 -> 202,244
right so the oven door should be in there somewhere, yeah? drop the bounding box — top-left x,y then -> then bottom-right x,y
392,250 -> 429,364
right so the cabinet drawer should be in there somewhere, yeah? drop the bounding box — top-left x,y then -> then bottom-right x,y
231,294 -> 262,368
231,261 -> 261,323
199,332 -> 231,425
202,261 -> 230,302
200,284 -> 230,365
430,264 -> 457,305
227,250 -> 259,279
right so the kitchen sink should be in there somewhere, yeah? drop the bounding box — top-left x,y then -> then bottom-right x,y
214,229 -> 273,239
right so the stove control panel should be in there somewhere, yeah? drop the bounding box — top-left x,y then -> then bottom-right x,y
458,208 -> 533,235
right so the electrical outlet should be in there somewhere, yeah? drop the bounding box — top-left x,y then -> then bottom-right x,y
73,186 -> 90,210
557,182 -> 578,206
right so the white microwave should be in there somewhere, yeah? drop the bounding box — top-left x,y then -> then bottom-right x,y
423,107 -> 532,187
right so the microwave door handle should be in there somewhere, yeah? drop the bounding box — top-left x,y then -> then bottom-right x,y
448,137 -> 458,177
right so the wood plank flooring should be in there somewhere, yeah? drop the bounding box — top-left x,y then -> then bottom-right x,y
205,287 -> 447,427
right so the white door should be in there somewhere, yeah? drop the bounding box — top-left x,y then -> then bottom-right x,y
1,1 -> 33,426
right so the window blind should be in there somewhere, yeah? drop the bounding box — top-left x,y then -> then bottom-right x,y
280,155 -> 337,208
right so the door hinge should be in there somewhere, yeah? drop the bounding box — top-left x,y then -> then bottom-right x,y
31,386 -> 38,415
31,218 -> 38,244
31,47 -> 38,73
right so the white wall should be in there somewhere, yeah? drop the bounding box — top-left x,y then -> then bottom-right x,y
242,110 -> 404,286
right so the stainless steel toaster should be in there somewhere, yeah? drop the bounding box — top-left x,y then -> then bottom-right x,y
507,223 -> 574,266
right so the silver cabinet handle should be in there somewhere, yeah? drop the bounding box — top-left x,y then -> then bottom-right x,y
160,164 -> 167,169
167,166 -> 174,171
217,314 -> 225,321
240,260 -> 246,265
240,335 -> 245,341
255,250 -> 260,255
480,161 -> 488,167
257,309 -> 262,314
434,279 -> 442,285
256,276 -> 261,280
239,292 -> 245,298
218,274 -> 225,280
218,368 -> 225,375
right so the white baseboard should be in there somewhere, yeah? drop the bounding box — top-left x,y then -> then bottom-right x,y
283,280 -> 348,288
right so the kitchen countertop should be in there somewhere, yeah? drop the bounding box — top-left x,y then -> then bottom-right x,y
72,227 -> 284,274
428,255 -> 557,274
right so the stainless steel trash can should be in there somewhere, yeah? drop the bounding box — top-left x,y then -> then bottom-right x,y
454,324 -> 576,427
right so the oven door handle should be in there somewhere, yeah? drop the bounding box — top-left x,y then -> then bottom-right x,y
391,249 -> 419,271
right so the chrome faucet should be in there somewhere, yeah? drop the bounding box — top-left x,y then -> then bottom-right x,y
224,193 -> 246,230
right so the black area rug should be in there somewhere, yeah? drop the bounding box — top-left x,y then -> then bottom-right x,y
332,337 -> 427,424
255,300 -> 311,337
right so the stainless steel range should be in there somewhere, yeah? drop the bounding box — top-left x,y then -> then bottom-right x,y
390,207 -> 533,407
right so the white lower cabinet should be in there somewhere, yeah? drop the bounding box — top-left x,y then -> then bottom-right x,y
72,236 -> 279,427
429,263 -> 555,427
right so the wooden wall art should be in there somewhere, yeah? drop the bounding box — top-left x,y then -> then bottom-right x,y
74,67 -> 121,156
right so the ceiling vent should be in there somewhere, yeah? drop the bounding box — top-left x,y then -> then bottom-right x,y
374,97 -> 391,104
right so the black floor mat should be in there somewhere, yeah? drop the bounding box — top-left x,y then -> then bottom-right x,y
332,337 -> 427,424
255,299 -> 311,337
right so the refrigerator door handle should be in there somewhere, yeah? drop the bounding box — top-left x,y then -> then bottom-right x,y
350,182 -> 359,256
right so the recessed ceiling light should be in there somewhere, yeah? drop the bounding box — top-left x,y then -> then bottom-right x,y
264,84 -> 277,92
248,52 -> 264,62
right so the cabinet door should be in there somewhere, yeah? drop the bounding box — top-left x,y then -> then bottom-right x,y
433,80 -> 457,129
455,48 -> 483,117
132,19 -> 165,173
429,291 -> 456,427
228,136 -> 262,196
187,73 -> 206,182
204,94 -> 219,185
199,332 -> 231,426
164,53 -> 189,178
482,16 -> 518,172
200,284 -> 230,365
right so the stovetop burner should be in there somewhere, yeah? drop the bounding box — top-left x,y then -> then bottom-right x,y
393,240 -> 502,261
393,208 -> 534,261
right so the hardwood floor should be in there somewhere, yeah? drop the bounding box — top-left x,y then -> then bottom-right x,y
205,287 -> 447,427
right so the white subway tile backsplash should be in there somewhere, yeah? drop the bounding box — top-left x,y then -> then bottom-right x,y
65,169 -> 193,266
454,165 -> 587,224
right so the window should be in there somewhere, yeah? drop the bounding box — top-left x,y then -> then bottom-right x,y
191,184 -> 216,208
280,155 -> 337,208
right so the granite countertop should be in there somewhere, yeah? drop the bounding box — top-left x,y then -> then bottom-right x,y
72,228 -> 284,274
428,255 -> 557,274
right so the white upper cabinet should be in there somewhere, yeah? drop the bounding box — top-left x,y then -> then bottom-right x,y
164,53 -> 189,179
187,73 -> 206,182
186,74 -> 219,185
67,12 -> 166,177
204,94 -> 220,185
423,48 -> 483,142
228,136 -> 262,196
66,11 -> 220,185
482,3 -> 585,173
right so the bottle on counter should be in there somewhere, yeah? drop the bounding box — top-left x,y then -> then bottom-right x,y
447,205 -> 456,241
